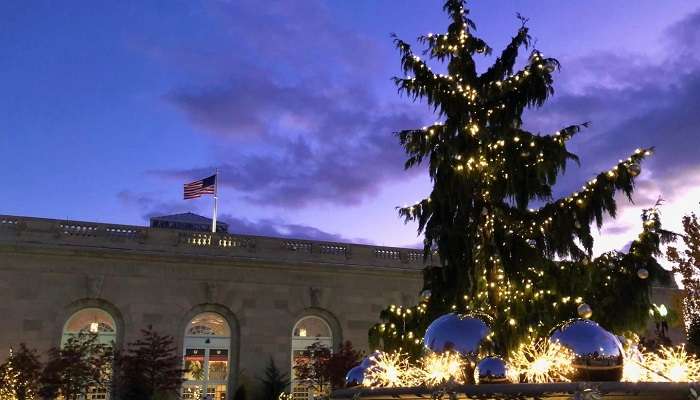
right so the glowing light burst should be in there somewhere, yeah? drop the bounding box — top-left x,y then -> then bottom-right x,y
363,352 -> 420,388
418,351 -> 466,386
622,346 -> 649,383
507,339 -> 574,383
647,345 -> 700,382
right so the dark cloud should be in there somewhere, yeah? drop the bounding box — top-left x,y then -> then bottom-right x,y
118,190 -> 360,242
525,8 -> 700,204
218,213 -> 372,243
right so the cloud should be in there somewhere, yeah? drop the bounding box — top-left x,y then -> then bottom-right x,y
524,9 -> 700,201
218,213 -> 372,243
118,190 -> 360,242
159,0 -> 428,209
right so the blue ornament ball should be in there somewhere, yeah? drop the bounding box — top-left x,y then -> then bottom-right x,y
474,356 -> 510,384
345,365 -> 366,387
360,350 -> 382,368
424,313 -> 491,357
549,319 -> 624,381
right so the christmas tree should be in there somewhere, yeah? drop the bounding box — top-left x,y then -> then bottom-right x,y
370,0 -> 672,355
0,349 -> 19,400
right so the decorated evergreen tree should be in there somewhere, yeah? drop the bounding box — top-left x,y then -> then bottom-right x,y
0,345 -> 41,400
0,349 -> 19,400
370,0 -> 672,355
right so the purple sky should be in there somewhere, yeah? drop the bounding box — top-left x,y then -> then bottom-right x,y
2,1 -> 700,252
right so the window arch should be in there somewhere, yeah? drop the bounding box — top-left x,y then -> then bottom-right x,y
291,316 -> 333,400
182,312 -> 231,400
62,307 -> 117,346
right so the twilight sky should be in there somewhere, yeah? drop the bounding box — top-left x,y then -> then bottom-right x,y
1,0 -> 700,253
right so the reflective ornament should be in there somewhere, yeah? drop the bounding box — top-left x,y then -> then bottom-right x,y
637,268 -> 649,280
550,319 -> 624,381
574,220 -> 582,229
577,303 -> 593,319
420,289 -> 432,302
345,365 -> 366,387
475,356 -> 510,384
424,313 -> 491,357
628,163 -> 642,177
544,62 -> 556,73
360,351 -> 382,368
581,257 -> 590,266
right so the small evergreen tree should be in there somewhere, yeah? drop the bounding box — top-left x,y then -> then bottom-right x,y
258,357 -> 289,400
113,326 -> 185,400
0,345 -> 41,400
40,331 -> 113,400
0,349 -> 19,400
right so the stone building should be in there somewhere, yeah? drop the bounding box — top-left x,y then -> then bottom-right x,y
0,214 -> 426,400
0,213 -> 684,400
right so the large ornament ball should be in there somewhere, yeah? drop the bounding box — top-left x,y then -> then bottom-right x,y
550,319 -> 624,381
577,303 -> 593,319
420,289 -> 432,302
637,268 -> 649,280
474,356 -> 510,384
345,365 -> 366,387
424,313 -> 491,357
360,351 -> 382,368
628,163 -> 642,177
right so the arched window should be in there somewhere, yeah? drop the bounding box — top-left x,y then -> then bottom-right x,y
182,312 -> 231,400
291,316 -> 333,400
62,308 -> 117,346
62,308 -> 117,400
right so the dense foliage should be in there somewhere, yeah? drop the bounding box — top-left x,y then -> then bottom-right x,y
370,0 -> 672,355
292,341 -> 362,393
112,327 -> 186,400
40,331 -> 113,400
667,210 -> 700,351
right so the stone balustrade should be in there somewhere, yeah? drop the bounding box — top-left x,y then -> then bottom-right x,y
0,214 -> 433,270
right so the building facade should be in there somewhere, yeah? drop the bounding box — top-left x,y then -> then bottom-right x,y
0,214 -> 685,399
0,215 -> 426,400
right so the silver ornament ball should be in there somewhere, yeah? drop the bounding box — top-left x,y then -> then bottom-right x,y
474,356 -> 510,384
577,303 -> 593,319
424,312 -> 491,357
637,268 -> 649,279
420,289 -> 432,302
628,163 -> 642,177
549,319 -> 624,381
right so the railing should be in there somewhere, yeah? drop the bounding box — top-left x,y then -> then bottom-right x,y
180,232 -> 252,249
0,214 -> 432,270
57,222 -> 144,239
0,218 -> 19,227
282,240 -> 313,253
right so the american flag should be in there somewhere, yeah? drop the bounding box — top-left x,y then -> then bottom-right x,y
184,174 -> 216,200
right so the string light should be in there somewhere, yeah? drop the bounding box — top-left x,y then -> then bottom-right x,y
507,338 -> 574,383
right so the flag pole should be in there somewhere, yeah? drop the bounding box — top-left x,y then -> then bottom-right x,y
212,169 -> 218,233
